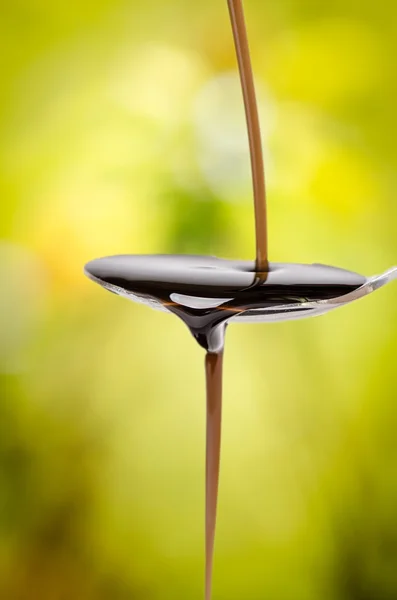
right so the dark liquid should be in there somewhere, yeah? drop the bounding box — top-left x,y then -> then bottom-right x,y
84,254 -> 365,597
85,255 -> 365,352
84,3 -> 366,600
205,352 -> 223,600
228,0 -> 268,272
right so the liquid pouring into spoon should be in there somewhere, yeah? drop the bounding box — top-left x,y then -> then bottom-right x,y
84,2 -> 397,599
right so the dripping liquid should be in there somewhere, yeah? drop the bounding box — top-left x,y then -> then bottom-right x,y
84,2 -> 366,600
85,254 -> 366,600
205,351 -> 224,600
205,1 -> 267,598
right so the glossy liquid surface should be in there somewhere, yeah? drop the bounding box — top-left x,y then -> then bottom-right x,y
85,254 -> 365,352
84,253 -> 366,597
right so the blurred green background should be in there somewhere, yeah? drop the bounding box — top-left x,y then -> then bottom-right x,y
1,1 -> 397,598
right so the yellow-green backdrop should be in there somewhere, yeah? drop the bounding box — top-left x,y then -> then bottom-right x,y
1,1 -> 397,598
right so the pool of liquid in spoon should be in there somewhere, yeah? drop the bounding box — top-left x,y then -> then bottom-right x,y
85,254 -> 366,351
84,253 -> 366,600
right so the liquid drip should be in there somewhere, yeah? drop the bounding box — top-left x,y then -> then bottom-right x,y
84,254 -> 366,600
205,351 -> 224,600
83,1 -> 394,598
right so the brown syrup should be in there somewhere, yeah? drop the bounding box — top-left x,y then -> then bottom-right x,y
205,351 -> 223,600
227,0 -> 268,273
84,254 -> 365,598
84,2 -> 366,599
84,255 -> 365,352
